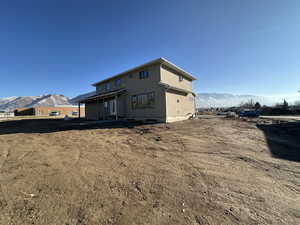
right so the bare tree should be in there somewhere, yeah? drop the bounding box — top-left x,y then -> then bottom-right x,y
240,99 -> 255,109
275,99 -> 289,109
254,102 -> 261,110
283,99 -> 289,109
294,100 -> 300,108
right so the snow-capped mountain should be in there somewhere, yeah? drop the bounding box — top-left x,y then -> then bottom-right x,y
196,93 -> 299,108
0,94 -> 72,111
0,96 -> 18,106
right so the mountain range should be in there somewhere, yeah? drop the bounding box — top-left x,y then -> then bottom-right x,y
0,94 -> 72,111
196,93 -> 300,108
0,93 -> 299,111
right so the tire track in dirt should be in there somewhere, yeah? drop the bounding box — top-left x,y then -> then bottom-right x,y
127,126 -> 215,224
0,146 -> 14,223
0,147 -> 9,171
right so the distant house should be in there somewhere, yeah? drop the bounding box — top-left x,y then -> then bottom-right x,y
0,111 -> 15,118
15,106 -> 85,117
79,58 -> 197,122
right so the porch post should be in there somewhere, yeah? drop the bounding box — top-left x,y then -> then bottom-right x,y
78,102 -> 81,119
115,94 -> 118,120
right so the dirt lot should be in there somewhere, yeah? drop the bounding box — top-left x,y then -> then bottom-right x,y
0,117 -> 299,225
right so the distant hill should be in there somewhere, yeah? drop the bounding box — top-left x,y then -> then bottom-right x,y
0,94 -> 72,111
196,93 -> 297,108
0,96 -> 18,106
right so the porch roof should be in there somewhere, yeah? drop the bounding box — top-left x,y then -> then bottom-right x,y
79,89 -> 126,103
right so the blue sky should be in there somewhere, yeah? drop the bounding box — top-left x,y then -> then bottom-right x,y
0,0 -> 299,98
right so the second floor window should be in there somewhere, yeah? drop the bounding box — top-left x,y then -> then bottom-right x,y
179,75 -> 183,82
139,71 -> 149,79
114,79 -> 121,87
104,82 -> 111,91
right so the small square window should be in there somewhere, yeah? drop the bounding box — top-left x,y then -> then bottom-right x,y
139,71 -> 149,79
104,83 -> 111,90
179,75 -> 183,81
115,79 -> 121,87
177,99 -> 180,103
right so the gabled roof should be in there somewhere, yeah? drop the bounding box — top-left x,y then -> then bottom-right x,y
92,57 -> 197,86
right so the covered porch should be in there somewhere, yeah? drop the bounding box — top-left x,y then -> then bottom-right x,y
78,89 -> 126,121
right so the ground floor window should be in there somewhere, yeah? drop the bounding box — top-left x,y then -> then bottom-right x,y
132,92 -> 155,109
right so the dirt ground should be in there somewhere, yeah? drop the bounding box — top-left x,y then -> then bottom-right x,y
0,117 -> 299,225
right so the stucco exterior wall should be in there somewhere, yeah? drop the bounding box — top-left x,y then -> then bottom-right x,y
93,64 -> 166,121
165,90 -> 195,123
124,64 -> 166,121
160,65 -> 193,91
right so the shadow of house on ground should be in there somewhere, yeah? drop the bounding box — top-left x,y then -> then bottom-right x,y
0,118 -> 160,135
257,121 -> 300,163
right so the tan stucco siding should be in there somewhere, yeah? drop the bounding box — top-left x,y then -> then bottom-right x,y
124,89 -> 166,121
95,64 -> 161,94
124,64 -> 166,121
93,64 -> 166,121
165,90 -> 195,122
160,65 -> 193,91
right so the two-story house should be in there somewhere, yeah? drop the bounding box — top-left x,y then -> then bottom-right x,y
79,58 -> 197,122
